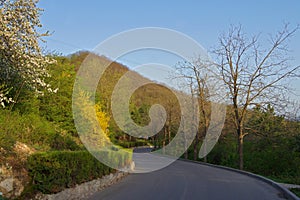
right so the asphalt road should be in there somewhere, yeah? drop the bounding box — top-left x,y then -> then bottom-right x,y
89,152 -> 287,200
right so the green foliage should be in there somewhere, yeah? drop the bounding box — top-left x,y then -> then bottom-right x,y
243,136 -> 300,184
293,134 -> 300,152
49,133 -> 80,151
247,104 -> 286,137
39,56 -> 77,135
0,109 -> 80,152
26,151 -> 116,194
116,139 -> 150,148
0,55 -> 84,157
197,106 -> 300,184
130,104 -> 150,126
205,134 -> 239,168
92,148 -> 133,168
290,188 -> 300,198
203,131 -> 300,185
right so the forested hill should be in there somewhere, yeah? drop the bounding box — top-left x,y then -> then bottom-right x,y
69,51 -> 181,148
2,50 -> 299,160
0,50 -> 182,153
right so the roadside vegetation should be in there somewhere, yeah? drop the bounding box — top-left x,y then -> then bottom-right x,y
0,0 -> 299,199
290,188 -> 300,197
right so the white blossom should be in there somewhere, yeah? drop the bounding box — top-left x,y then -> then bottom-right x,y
0,0 -> 56,108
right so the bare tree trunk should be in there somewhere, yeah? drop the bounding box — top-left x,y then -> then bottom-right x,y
184,151 -> 188,159
167,126 -> 171,144
160,127 -> 165,154
163,127 -> 167,147
184,128 -> 188,159
238,130 -> 244,170
193,133 -> 199,160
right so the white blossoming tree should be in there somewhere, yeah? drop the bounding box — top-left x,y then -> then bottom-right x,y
0,0 -> 55,108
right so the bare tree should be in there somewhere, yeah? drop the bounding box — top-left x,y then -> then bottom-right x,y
174,58 -> 218,161
213,24 -> 300,170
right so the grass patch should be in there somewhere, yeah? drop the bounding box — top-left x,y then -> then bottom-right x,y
290,188 -> 300,197
266,175 -> 300,186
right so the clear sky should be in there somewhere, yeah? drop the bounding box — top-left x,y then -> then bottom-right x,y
38,0 -> 300,101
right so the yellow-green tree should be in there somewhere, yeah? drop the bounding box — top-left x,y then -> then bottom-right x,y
72,88 -> 110,150
95,103 -> 110,137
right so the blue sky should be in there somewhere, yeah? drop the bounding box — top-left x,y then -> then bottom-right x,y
38,0 -> 300,101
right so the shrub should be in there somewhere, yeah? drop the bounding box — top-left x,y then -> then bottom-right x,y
26,150 -> 131,194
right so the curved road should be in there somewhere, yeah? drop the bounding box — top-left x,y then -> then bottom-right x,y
89,151 -> 287,200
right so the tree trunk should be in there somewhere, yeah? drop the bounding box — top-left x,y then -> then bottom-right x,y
193,133 -> 199,160
202,131 -> 208,163
204,156 -> 207,163
184,150 -> 188,159
167,126 -> 171,144
238,133 -> 244,170
164,127 -> 167,146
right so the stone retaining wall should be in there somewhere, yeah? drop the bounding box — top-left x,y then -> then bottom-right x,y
34,170 -> 128,200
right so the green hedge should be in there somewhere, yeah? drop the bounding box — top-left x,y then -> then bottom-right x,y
27,150 -> 130,194
116,140 -> 150,148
